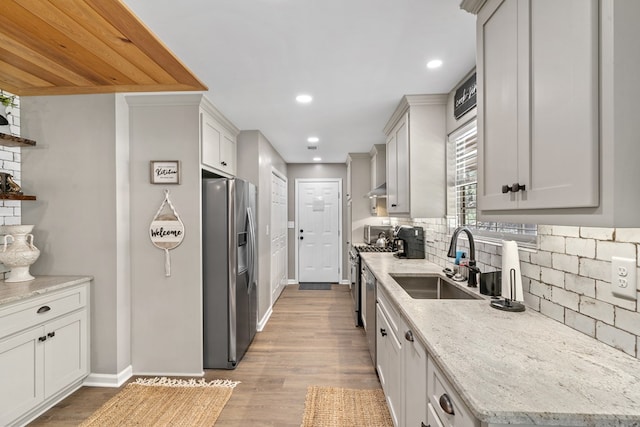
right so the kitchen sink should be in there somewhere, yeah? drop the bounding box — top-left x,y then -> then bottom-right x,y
389,274 -> 482,300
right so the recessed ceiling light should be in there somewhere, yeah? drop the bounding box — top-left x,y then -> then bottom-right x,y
296,94 -> 313,103
426,59 -> 443,69
313,157 -> 322,162
307,136 -> 319,143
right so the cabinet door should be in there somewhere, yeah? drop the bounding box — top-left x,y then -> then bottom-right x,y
477,0 -> 520,210
376,305 -> 401,427
44,310 -> 88,398
521,0 -> 599,209
394,114 -> 410,215
386,134 -> 398,213
403,323 -> 428,427
0,327 -> 44,426
220,132 -> 236,175
201,112 -> 222,169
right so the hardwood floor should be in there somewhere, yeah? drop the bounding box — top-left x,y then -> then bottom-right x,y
30,284 -> 381,426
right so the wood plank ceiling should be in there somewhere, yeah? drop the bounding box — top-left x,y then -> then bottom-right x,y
0,0 -> 207,95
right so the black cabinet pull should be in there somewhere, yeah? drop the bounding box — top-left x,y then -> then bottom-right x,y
405,330 -> 414,342
37,306 -> 51,314
501,183 -> 526,194
38,336 -> 47,342
439,393 -> 455,415
391,203 -> 397,207
220,161 -> 227,166
380,328 -> 387,337
47,332 -> 56,338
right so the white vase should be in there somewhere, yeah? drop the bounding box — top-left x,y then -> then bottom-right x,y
0,225 -> 40,282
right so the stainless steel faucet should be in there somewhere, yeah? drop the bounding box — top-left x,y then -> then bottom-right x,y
447,227 -> 480,287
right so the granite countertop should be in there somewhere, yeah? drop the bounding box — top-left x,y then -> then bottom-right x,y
0,276 -> 93,306
360,252 -> 640,426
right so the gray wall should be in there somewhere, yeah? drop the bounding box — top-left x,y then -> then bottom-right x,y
21,94 -> 131,377
237,130 -> 288,325
127,94 -> 203,375
287,163 -> 348,281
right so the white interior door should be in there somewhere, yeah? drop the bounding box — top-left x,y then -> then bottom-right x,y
270,170 -> 287,303
297,180 -> 341,283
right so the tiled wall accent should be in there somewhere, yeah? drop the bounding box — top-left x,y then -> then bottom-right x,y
0,89 -> 21,226
390,217 -> 640,359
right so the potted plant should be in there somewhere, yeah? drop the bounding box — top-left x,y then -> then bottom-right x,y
0,94 -> 16,133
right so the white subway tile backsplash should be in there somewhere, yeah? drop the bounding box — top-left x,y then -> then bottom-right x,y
564,273 -> 596,298
580,296 -> 615,324
552,225 -> 580,237
579,258 -> 611,282
595,322 -> 636,357
540,266 -> 564,288
615,308 -> 640,336
565,237 -> 596,258
596,240 -> 637,261
580,227 -> 615,240
408,217 -> 640,359
565,309 -> 596,337
539,235 -> 565,253
540,299 -> 565,322
552,253 -> 579,274
551,288 -> 580,311
616,228 -> 640,243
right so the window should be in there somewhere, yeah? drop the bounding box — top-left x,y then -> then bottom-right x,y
449,121 -> 537,246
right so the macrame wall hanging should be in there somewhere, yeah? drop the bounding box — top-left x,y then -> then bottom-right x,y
149,190 -> 185,277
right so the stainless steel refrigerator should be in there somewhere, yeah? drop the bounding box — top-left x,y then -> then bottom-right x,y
203,177 -> 258,369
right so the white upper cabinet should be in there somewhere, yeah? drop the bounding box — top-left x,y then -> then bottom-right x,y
478,0 -> 599,211
473,0 -> 640,226
201,97 -> 238,177
384,95 -> 447,218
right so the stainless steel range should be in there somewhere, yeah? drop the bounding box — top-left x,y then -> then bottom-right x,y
349,244 -> 393,327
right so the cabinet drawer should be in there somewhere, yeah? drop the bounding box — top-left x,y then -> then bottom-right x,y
0,285 -> 88,339
428,358 -> 478,427
376,285 -> 400,338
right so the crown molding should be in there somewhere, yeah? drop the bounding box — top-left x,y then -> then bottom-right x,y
460,0 -> 487,14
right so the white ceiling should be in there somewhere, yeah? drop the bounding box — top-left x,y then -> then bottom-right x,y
124,0 -> 476,163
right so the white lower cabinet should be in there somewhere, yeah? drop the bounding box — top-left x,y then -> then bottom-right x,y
427,357 -> 478,427
401,316 -> 427,427
376,302 -> 402,427
0,282 -> 89,426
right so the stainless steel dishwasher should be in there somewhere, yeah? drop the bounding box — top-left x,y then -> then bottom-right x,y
363,263 -> 376,366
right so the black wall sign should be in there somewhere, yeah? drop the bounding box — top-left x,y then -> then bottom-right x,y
454,73 -> 477,120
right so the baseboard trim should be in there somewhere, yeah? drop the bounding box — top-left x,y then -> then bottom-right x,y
339,279 -> 349,285
287,279 -> 298,285
84,365 -> 133,388
258,306 -> 273,332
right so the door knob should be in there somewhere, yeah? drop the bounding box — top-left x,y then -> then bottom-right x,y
300,236 -> 304,240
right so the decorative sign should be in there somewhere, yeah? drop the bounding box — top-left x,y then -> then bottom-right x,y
150,190 -> 185,277
454,72 -> 477,119
150,160 -> 180,184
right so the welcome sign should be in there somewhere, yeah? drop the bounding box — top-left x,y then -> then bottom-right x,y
149,220 -> 184,244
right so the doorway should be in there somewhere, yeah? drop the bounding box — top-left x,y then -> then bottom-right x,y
295,179 -> 342,283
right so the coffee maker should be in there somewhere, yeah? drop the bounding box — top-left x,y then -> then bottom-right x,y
392,226 -> 425,259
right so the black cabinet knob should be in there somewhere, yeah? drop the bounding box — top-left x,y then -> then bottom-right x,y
380,328 -> 387,337
38,336 -> 47,342
391,203 -> 397,207
299,236 -> 304,240
404,330 -> 414,342
300,229 -> 304,233
501,183 -> 526,193
47,332 -> 56,338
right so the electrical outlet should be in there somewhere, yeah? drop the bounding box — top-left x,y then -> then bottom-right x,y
611,256 -> 637,300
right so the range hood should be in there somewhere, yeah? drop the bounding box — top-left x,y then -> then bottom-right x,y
365,183 -> 387,198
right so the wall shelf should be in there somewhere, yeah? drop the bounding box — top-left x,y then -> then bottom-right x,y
0,193 -> 36,200
0,132 -> 36,147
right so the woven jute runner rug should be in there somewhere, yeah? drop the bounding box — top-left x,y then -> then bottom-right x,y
300,386 -> 393,427
80,377 -> 239,427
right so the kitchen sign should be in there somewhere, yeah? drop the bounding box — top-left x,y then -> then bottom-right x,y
150,160 -> 180,184
454,72 -> 477,119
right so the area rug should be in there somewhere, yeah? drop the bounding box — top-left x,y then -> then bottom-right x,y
300,386 -> 393,427
80,377 -> 239,427
299,283 -> 333,290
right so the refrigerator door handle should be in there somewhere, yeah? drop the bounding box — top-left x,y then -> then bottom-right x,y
247,206 -> 256,292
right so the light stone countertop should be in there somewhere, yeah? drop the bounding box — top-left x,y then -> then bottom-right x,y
360,252 -> 640,426
0,276 -> 93,306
